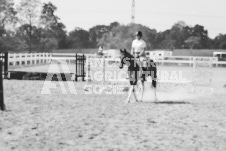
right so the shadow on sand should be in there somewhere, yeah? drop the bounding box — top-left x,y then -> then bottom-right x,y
154,101 -> 190,104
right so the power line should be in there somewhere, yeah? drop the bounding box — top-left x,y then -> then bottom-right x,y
57,9 -> 226,19
138,10 -> 226,18
131,0 -> 135,24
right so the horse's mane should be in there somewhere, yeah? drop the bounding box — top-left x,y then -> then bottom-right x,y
121,49 -> 140,69
123,49 -> 134,58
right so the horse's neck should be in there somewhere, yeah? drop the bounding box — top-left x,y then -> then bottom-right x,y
126,55 -> 139,69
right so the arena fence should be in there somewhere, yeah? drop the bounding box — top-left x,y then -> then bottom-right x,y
0,60 -> 5,111
8,52 -> 51,67
0,52 -> 8,79
6,52 -> 225,82
192,57 -> 214,93
84,55 -> 218,93
154,56 -> 220,66
75,53 -> 86,81
0,53 -> 8,111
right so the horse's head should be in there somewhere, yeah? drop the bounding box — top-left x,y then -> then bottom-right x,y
119,49 -> 131,69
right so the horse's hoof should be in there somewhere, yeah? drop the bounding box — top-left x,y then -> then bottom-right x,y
124,100 -> 129,104
154,98 -> 159,103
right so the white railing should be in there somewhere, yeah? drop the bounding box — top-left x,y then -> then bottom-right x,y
153,56 -> 226,66
8,52 -> 52,67
8,52 -> 226,67
54,53 -> 226,66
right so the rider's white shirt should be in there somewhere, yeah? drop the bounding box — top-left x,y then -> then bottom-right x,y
132,39 -> 146,53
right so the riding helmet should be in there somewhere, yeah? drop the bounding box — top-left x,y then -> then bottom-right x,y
135,31 -> 142,37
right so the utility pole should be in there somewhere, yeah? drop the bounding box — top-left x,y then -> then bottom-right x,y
131,0 -> 135,24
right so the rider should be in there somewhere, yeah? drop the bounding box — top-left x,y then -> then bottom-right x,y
131,31 -> 147,76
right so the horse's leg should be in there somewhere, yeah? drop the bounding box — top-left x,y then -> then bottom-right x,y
139,67 -> 147,101
149,62 -> 158,102
125,85 -> 133,103
132,85 -> 138,102
152,69 -> 158,102
139,80 -> 144,101
154,87 -> 158,102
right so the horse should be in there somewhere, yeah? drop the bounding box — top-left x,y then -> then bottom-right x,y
119,49 -> 158,103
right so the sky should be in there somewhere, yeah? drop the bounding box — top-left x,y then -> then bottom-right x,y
16,0 -> 226,38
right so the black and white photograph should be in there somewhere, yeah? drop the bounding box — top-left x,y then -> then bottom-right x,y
1,0 -> 226,150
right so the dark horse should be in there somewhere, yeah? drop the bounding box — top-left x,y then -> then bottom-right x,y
119,49 -> 157,103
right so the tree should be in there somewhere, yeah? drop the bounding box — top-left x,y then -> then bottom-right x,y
172,21 -> 186,31
185,36 -> 200,49
109,21 -> 120,30
192,24 -> 210,49
0,0 -> 17,52
40,2 -> 58,30
97,23 -> 157,50
39,37 -> 58,52
0,0 -> 17,28
40,2 -> 67,49
214,34 -> 226,49
17,0 -> 41,52
67,28 -> 90,49
89,24 -> 110,48
14,24 -> 36,51
0,30 -> 27,53
168,21 -> 186,49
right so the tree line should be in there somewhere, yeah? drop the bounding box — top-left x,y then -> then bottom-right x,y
1,0 -> 226,53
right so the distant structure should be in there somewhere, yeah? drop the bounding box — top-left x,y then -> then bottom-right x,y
213,51 -> 226,61
103,49 -> 120,59
145,50 -> 173,60
131,0 -> 135,24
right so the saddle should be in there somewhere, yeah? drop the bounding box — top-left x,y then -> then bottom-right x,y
135,56 -> 148,68
134,52 -> 148,67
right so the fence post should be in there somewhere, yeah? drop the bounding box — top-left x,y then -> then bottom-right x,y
102,57 -> 105,84
0,61 -> 5,111
34,53 -> 37,65
75,53 -> 78,81
49,53 -> 52,63
4,52 -> 8,79
86,56 -> 91,82
82,54 -> 85,81
24,53 -> 27,65
19,53 -> 22,66
13,53 -> 16,66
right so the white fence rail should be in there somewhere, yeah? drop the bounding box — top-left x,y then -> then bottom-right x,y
154,56 -> 226,66
52,53 -> 226,66
8,53 -> 51,67
7,52 -> 226,67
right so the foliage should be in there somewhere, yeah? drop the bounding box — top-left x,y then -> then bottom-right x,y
16,0 -> 41,52
214,34 -> 226,49
98,23 -> 157,50
16,0 -> 41,26
40,2 -> 67,49
0,0 -> 17,28
67,28 -> 90,49
185,36 -> 200,49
